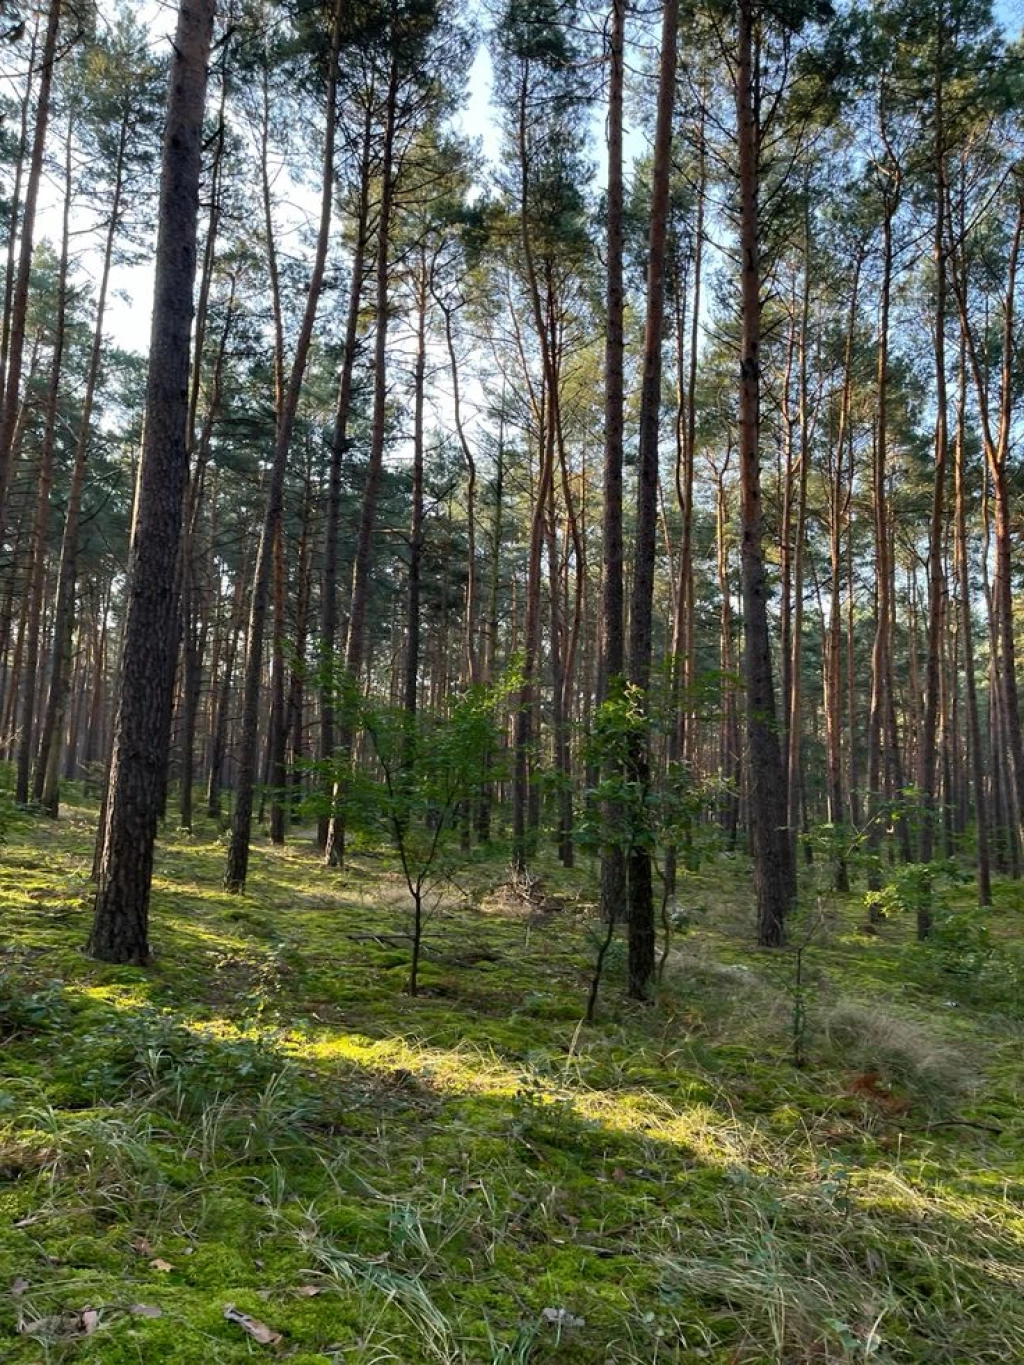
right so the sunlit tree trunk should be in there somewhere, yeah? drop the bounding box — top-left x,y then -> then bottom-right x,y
89,0 -> 216,963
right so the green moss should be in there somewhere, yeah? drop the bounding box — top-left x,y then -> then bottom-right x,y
1,813 -> 1024,1360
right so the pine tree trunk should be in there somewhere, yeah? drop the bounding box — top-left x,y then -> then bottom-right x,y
598,0 -> 626,926
0,0 -> 61,533
736,0 -> 795,946
954,341 -> 991,903
15,116 -> 71,805
226,0 -> 341,890
627,0 -> 677,994
36,111 -> 130,816
920,42 -> 949,891
323,50 -> 397,870
318,98 -> 372,852
89,0 -> 216,963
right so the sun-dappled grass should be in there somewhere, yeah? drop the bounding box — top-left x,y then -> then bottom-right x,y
1,797 -> 1024,1361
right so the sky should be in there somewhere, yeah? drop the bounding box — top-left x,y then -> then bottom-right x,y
27,0 -> 1024,359
80,1 -> 502,358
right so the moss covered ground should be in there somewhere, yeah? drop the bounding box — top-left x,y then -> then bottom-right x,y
1,796 -> 1023,1362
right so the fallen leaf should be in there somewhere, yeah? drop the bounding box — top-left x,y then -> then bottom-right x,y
223,1304 -> 283,1347
293,1285 -> 322,1297
149,1259 -> 174,1273
129,1304 -> 163,1318
132,1237 -> 154,1257
11,1277 -> 28,1296
81,1309 -> 99,1335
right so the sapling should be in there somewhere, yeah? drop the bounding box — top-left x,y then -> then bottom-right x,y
332,684 -> 504,996
580,686 -> 716,1019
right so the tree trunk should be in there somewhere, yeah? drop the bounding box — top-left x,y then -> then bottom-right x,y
736,0 -> 795,946
318,96 -> 372,852
0,0 -> 61,533
15,115 -> 71,805
323,50 -> 397,870
89,0 -> 216,963
36,109 -> 130,816
226,0 -> 341,890
598,0 -> 626,926
626,0 -> 677,995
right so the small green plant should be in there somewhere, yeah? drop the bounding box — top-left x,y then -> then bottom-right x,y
327,682 -> 507,996
579,686 -> 716,1018
863,860 -> 955,938
0,973 -> 65,1040
909,907 -> 1024,1014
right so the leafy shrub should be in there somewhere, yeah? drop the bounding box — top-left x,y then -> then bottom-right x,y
863,860 -> 955,923
910,908 -> 1024,1015
0,972 -> 65,1039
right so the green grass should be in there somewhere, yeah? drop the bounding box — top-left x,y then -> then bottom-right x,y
2,799 -> 1024,1361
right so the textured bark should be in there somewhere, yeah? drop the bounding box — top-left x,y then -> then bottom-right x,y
950,182 -> 1024,863
598,0 -> 627,926
736,0 -> 795,947
179,290 -> 232,833
0,15 -> 39,411
919,32 -> 948,896
436,284 -> 479,686
511,67 -> 557,875
207,549 -> 249,822
664,96 -> 706,903
953,306 -> 991,904
89,0 -> 215,963
866,150 -> 899,889
627,0 -> 677,995
786,220 -> 812,866
404,258 -> 427,719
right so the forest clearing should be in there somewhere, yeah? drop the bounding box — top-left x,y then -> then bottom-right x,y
1,795 -> 1023,1362
3,0 -> 1024,1358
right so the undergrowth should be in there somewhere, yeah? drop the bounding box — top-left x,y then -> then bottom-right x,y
1,797 -> 1023,1362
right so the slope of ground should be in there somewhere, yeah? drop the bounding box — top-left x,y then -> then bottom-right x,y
1,795 -> 1023,1362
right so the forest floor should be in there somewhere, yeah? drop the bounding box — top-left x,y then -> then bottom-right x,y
1,796 -> 1024,1363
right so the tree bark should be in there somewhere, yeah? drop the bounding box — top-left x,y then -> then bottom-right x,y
89,0 -> 216,963
736,0 -> 795,946
598,0 -> 627,926
627,0 -> 677,994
